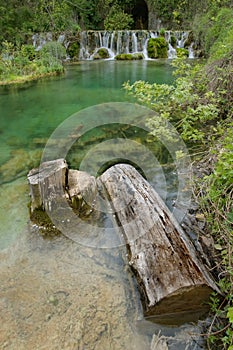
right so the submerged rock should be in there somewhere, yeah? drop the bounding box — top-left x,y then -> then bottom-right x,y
0,148 -> 42,184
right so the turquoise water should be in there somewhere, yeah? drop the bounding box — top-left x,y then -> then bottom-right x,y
0,60 -> 174,169
0,59 -> 174,247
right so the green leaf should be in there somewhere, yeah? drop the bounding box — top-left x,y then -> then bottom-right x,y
227,307 -> 233,323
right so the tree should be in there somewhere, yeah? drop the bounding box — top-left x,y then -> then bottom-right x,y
104,4 -> 134,30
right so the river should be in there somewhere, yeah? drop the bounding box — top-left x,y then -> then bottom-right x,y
0,60 -> 205,349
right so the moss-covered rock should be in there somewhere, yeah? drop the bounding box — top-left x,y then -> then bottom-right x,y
0,149 -> 42,183
132,53 -> 144,60
115,53 -> 144,60
176,48 -> 189,57
93,48 -> 110,60
115,53 -> 134,60
170,35 -> 177,48
184,31 -> 194,48
147,37 -> 168,59
67,42 -> 80,59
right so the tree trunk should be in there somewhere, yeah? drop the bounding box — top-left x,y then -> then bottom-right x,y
27,160 -> 220,323
98,164 -> 220,323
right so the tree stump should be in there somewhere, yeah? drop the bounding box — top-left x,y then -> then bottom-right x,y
98,164 -> 220,322
27,158 -> 68,213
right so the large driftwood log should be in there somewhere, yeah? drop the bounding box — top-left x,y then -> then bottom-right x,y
28,160 -> 220,323
98,164 -> 219,322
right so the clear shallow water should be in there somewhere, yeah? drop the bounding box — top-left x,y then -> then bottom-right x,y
0,60 -> 176,247
0,60 -> 205,350
0,60 -> 174,167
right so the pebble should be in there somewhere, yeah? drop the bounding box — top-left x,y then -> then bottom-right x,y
45,314 -> 52,321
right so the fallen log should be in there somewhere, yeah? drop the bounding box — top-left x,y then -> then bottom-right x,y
27,160 -> 220,323
98,164 -> 220,323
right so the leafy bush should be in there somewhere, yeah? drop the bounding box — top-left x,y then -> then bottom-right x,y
124,57 -> 220,144
104,5 -> 133,30
67,42 -> 80,59
193,7 -> 233,58
40,41 -> 66,60
0,40 -> 64,83
176,48 -> 189,57
147,37 -> 168,59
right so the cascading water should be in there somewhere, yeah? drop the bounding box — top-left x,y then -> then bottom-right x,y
31,30 -> 195,60
79,30 -> 195,60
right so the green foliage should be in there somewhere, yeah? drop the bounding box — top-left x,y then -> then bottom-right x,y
170,35 -> 177,48
40,41 -> 66,61
115,54 -> 133,60
67,42 -> 80,59
147,37 -> 168,59
123,57 -> 220,144
193,7 -> 233,58
198,132 -> 233,349
227,308 -> 233,324
0,40 -> 64,84
93,48 -> 110,59
176,48 -> 189,57
159,28 -> 166,37
0,0 -> 94,43
115,53 -> 144,60
104,4 -> 133,30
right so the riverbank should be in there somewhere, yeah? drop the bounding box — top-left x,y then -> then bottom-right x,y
0,70 -> 64,86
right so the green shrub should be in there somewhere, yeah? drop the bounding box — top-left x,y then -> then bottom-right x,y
193,7 -> 233,57
104,5 -> 133,30
176,48 -> 189,58
67,42 -> 80,59
159,28 -> 166,37
20,44 -> 36,61
170,35 -> 177,48
132,53 -> 144,60
147,37 -> 168,59
40,41 -> 66,60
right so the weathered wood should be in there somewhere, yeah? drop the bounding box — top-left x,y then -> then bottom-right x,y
98,164 -> 220,322
28,160 -> 220,323
27,159 -> 68,212
27,159 -> 97,215
66,169 -> 97,213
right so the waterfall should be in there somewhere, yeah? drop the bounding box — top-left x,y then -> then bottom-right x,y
79,30 -> 195,60
132,32 -> 138,53
31,30 -> 195,60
